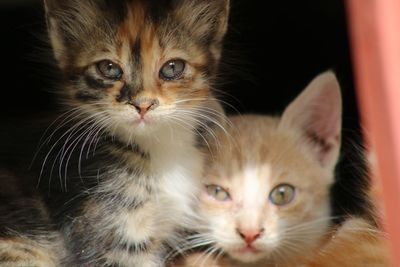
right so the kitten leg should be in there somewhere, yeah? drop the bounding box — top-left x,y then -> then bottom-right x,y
307,218 -> 390,267
102,245 -> 167,267
170,253 -> 230,267
0,237 -> 61,267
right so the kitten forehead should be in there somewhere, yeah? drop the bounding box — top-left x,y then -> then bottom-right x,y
242,164 -> 271,204
201,115 -> 336,264
45,0 -> 228,72
207,114 -> 335,195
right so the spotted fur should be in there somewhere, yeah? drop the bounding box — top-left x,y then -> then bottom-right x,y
0,0 -> 229,266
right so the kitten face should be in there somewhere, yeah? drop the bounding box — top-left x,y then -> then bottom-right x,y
44,0 -> 229,142
196,72 -> 342,265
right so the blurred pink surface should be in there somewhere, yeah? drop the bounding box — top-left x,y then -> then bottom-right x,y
347,0 -> 400,266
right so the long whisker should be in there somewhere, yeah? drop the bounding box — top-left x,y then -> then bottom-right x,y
166,232 -> 217,260
178,112 -> 221,145
37,105 -> 110,190
86,117 -> 111,158
58,112 -> 110,188
33,108 -> 88,174
78,115 -> 111,176
174,107 -> 236,144
171,110 -> 223,144
180,109 -> 233,138
167,115 -> 213,154
31,106 -> 85,166
198,245 -> 221,267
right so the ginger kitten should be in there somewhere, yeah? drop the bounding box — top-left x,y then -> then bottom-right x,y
173,72 -> 389,267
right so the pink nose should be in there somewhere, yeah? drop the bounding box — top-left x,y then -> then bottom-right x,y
134,103 -> 153,116
129,98 -> 159,117
237,228 -> 264,245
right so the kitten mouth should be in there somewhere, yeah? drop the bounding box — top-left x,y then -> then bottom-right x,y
133,115 -> 153,125
135,117 -> 147,123
238,245 -> 260,254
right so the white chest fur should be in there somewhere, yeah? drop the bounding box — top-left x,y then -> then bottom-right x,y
116,127 -> 204,247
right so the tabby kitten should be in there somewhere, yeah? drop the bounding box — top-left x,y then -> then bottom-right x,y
0,0 -> 229,266
173,72 -> 389,267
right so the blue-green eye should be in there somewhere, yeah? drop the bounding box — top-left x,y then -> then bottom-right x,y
206,184 -> 231,201
159,59 -> 186,81
96,60 -> 123,80
269,184 -> 295,206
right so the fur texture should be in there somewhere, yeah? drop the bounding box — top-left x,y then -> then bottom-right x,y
0,0 -> 230,266
171,72 -> 389,267
173,218 -> 389,267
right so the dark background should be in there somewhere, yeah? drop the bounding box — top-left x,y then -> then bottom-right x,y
0,0 -> 358,124
0,0 -> 358,147
0,0 -> 371,225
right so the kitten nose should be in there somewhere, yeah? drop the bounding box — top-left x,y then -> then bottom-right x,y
129,98 -> 159,117
237,228 -> 264,245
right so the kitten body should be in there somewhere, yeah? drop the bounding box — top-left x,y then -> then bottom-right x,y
173,72 -> 389,267
0,169 -> 65,267
0,0 -> 229,266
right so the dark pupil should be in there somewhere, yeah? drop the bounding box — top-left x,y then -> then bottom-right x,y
169,62 -> 176,73
107,63 -> 113,72
105,63 -> 117,76
160,60 -> 184,80
279,187 -> 286,198
279,187 -> 285,195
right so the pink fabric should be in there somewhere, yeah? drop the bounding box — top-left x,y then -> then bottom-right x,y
347,0 -> 400,266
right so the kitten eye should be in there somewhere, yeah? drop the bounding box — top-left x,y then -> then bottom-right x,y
96,60 -> 123,80
269,184 -> 295,206
159,59 -> 186,81
206,184 -> 231,202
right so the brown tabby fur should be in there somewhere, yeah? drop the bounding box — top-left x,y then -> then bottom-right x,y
0,0 -> 230,266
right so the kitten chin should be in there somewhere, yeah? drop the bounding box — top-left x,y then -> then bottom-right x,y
197,71 -> 341,265
171,72 -> 387,267
0,1 -> 230,267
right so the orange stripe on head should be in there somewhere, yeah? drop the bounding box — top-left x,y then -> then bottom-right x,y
140,25 -> 161,94
119,1 -> 146,43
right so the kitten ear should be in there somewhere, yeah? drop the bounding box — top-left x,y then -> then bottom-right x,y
43,0 -> 98,67
279,71 -> 342,170
43,0 -> 63,64
175,0 -> 230,58
207,0 -> 230,45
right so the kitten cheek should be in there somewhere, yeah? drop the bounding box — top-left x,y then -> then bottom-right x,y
200,194 -> 233,212
109,81 -> 129,101
199,192 -> 217,206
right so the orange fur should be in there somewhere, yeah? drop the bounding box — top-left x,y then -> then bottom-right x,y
3,1 -> 231,266
170,72 -> 389,267
307,218 -> 389,267
173,218 -> 389,267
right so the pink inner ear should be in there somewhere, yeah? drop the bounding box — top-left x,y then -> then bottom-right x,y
306,84 -> 341,140
306,129 -> 337,165
279,71 -> 342,168
310,80 -> 342,138
303,73 -> 342,167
